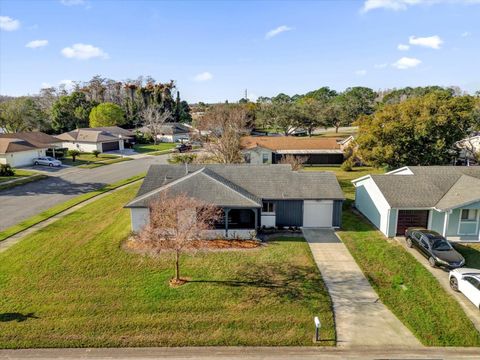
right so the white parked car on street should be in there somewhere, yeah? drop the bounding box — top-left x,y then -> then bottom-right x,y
449,268 -> 480,309
33,156 -> 62,167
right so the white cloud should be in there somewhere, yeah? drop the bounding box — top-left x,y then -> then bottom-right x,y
193,72 -> 213,82
362,0 -> 480,12
61,43 -> 108,60
265,25 -> 293,39
392,57 -> 422,69
41,82 -> 52,89
355,69 -> 367,76
409,35 -> 443,49
461,31 -> 471,37
374,63 -> 388,69
0,16 -> 20,31
397,43 -> 410,51
59,79 -> 75,88
60,0 -> 85,5
26,39 -> 48,48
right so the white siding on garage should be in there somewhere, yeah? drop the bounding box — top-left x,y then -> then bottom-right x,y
1,149 -> 46,167
62,141 -> 101,153
353,177 -> 392,236
261,214 -> 276,227
130,208 -> 150,232
303,200 -> 333,227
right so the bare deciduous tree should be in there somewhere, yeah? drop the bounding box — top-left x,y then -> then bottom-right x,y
199,104 -> 248,163
141,106 -> 171,144
134,193 -> 221,285
279,155 -> 307,171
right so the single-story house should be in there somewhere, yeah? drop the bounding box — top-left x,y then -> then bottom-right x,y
0,132 -> 63,167
352,166 -> 480,241
125,164 -> 345,238
56,126 -> 134,153
138,123 -> 191,143
240,136 -> 354,165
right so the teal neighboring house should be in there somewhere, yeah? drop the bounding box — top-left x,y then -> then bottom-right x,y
352,166 -> 480,241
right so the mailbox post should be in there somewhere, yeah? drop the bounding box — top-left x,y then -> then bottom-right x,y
314,316 -> 321,342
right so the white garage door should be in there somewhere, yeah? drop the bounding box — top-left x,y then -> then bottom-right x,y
303,200 -> 333,228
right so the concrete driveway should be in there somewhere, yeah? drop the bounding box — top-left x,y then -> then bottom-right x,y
0,155 -> 168,231
302,228 -> 421,348
396,236 -> 480,332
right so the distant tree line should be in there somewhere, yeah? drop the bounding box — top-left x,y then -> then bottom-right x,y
0,75 -> 192,134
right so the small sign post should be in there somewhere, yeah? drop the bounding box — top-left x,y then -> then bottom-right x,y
314,316 -> 321,342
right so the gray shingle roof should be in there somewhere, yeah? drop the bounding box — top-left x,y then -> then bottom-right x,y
126,164 -> 344,208
56,126 -> 133,143
370,166 -> 480,209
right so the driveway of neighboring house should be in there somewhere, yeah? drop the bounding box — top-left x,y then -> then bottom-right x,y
395,236 -> 480,332
303,228 -> 421,348
0,155 -> 169,231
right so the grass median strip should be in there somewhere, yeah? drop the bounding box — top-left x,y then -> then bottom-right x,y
0,174 -> 48,192
338,209 -> 480,347
0,173 -> 145,242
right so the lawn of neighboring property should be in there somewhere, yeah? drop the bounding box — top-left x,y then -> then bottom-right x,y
320,166 -> 480,346
0,184 -> 335,348
303,166 -> 385,201
454,244 -> 480,269
62,153 -> 131,168
133,143 -> 176,154
0,169 -> 37,183
0,169 -> 47,192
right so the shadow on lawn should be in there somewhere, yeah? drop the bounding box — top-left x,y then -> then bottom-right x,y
0,312 -> 39,322
190,264 -> 326,303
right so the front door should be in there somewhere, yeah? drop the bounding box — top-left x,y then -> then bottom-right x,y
396,210 -> 429,235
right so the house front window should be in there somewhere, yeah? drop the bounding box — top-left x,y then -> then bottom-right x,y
244,153 -> 251,163
262,201 -> 275,213
461,209 -> 478,222
262,153 -> 269,164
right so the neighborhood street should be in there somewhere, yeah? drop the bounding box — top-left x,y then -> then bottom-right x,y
0,155 -> 169,231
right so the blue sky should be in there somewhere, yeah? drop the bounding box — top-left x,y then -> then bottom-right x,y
1,0 -> 479,103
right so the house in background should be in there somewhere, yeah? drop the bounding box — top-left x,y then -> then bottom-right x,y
56,126 -> 134,153
125,164 -> 345,237
0,132 -> 62,167
240,136 -> 354,165
352,166 -> 480,241
456,134 -> 480,165
138,123 -> 191,143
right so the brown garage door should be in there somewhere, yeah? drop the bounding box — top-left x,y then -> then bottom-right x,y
396,210 -> 429,235
101,141 -> 120,152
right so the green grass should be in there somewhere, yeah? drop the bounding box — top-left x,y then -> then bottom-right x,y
0,174 -> 48,191
62,153 -> 130,168
133,143 -> 176,154
319,166 -> 480,346
303,166 -> 385,201
0,169 -> 38,183
454,244 -> 480,269
0,185 -> 334,348
0,174 -> 145,242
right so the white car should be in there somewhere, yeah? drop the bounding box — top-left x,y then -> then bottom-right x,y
33,156 -> 62,167
449,268 -> 480,309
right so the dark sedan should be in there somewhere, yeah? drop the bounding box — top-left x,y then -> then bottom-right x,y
175,143 -> 192,153
405,228 -> 465,269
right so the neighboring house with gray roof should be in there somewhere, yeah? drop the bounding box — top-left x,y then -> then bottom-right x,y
125,164 -> 345,238
137,123 -> 191,143
0,132 -> 63,167
56,126 -> 134,153
352,166 -> 480,241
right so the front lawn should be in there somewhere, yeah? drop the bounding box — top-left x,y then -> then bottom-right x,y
62,153 -> 131,168
133,143 -> 176,154
0,184 -> 334,348
0,169 -> 38,183
454,244 -> 480,269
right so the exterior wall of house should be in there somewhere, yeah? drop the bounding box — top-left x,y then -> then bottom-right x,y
62,141 -> 101,153
333,200 -> 343,227
261,214 -> 276,227
157,134 -> 189,143
354,178 -> 391,236
0,149 -> 46,167
430,210 -> 445,233
446,202 -> 480,239
130,208 -> 150,232
245,148 -> 273,165
387,209 -> 398,237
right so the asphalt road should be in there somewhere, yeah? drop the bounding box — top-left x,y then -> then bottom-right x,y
0,155 -> 168,231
